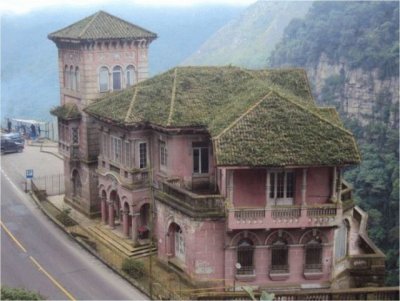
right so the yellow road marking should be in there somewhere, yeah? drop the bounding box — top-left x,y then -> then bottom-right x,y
0,220 -> 27,253
29,256 -> 76,301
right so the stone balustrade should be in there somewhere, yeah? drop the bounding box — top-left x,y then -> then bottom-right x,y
155,180 -> 226,218
227,204 -> 341,230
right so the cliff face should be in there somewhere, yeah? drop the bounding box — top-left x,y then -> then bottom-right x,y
307,53 -> 399,127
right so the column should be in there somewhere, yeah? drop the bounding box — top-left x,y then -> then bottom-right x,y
301,168 -> 307,206
108,202 -> 115,229
337,168 -> 342,204
122,210 -> 130,238
131,213 -> 139,243
101,199 -> 107,225
266,170 -> 271,208
330,167 -> 337,203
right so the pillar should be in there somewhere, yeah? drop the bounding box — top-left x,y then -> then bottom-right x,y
101,199 -> 107,225
302,168 -> 307,206
108,202 -> 115,229
266,170 -> 271,208
331,167 -> 337,202
122,210 -> 130,238
131,213 -> 139,243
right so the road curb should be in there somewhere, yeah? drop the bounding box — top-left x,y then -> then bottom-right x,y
28,192 -> 150,299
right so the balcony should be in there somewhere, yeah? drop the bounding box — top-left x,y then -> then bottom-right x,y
154,179 -> 225,218
227,204 -> 342,230
96,165 -> 150,190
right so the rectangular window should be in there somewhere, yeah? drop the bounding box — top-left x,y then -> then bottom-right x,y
110,136 -> 122,163
193,143 -> 209,174
269,171 -> 295,202
160,140 -> 167,168
71,128 -> 79,144
139,142 -> 147,169
271,247 -> 288,271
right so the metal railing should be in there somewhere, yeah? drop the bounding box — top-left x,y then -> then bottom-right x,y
31,173 -> 65,196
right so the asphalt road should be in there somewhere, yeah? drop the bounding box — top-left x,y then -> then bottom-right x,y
1,150 -> 148,300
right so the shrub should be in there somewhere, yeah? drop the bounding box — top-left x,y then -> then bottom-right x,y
121,258 -> 145,279
1,286 -> 45,300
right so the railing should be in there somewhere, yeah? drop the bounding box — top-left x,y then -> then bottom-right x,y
192,287 -> 399,300
304,263 -> 323,271
272,206 -> 301,219
228,204 -> 341,230
155,180 -> 225,218
270,264 -> 289,273
307,205 -> 337,217
236,266 -> 255,276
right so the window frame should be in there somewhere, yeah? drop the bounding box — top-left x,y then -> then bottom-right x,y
139,142 -> 147,169
110,136 -> 122,164
192,144 -> 209,174
269,170 -> 295,205
270,240 -> 289,273
126,65 -> 136,87
159,140 -> 167,169
112,65 -> 123,91
304,240 -> 323,271
99,66 -> 110,92
237,239 -> 255,275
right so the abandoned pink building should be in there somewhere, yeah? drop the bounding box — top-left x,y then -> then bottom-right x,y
50,11 -> 386,293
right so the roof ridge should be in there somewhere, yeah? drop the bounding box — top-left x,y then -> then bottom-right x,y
78,11 -> 100,38
270,90 -> 356,137
213,91 -> 273,139
125,88 -> 139,123
167,68 -> 178,126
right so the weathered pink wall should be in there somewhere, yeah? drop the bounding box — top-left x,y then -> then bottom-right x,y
233,169 -> 266,207
154,200 -> 225,281
224,228 -> 334,288
307,167 -> 332,204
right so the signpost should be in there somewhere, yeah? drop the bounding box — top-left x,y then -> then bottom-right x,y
25,169 -> 33,192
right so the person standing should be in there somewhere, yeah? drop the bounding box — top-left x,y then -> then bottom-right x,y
30,124 -> 36,139
7,119 -> 12,133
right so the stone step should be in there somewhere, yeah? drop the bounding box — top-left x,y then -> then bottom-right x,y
86,226 -> 133,256
86,225 -> 157,258
93,224 -> 135,251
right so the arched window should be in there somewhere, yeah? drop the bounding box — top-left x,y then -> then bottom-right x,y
99,66 -> 109,92
72,170 -> 82,198
174,224 -> 185,261
126,65 -> 136,86
70,66 -> 75,90
305,238 -> 323,272
271,239 -> 289,273
75,67 -> 80,91
64,65 -> 69,88
237,238 -> 254,275
112,66 -> 122,90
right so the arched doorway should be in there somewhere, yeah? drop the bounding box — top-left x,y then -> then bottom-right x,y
138,203 -> 150,240
108,190 -> 120,228
168,223 -> 185,262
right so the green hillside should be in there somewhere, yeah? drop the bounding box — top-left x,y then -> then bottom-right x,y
183,1 -> 312,68
269,1 -> 399,286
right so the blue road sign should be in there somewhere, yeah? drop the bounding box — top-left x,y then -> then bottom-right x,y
26,169 -> 34,179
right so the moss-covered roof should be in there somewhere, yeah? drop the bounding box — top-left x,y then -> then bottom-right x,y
85,66 -> 360,166
50,103 -> 81,120
48,10 -> 157,42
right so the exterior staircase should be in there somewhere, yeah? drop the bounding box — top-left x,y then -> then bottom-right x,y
86,224 -> 157,259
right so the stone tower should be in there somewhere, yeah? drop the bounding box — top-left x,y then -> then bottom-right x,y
49,11 -> 157,216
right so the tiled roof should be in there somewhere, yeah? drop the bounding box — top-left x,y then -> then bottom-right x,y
50,103 -> 81,120
48,11 -> 157,42
85,66 -> 360,166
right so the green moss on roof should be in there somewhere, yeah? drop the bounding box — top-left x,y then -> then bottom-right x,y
214,92 -> 360,166
50,103 -> 81,120
48,10 -> 157,42
85,66 -> 360,166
